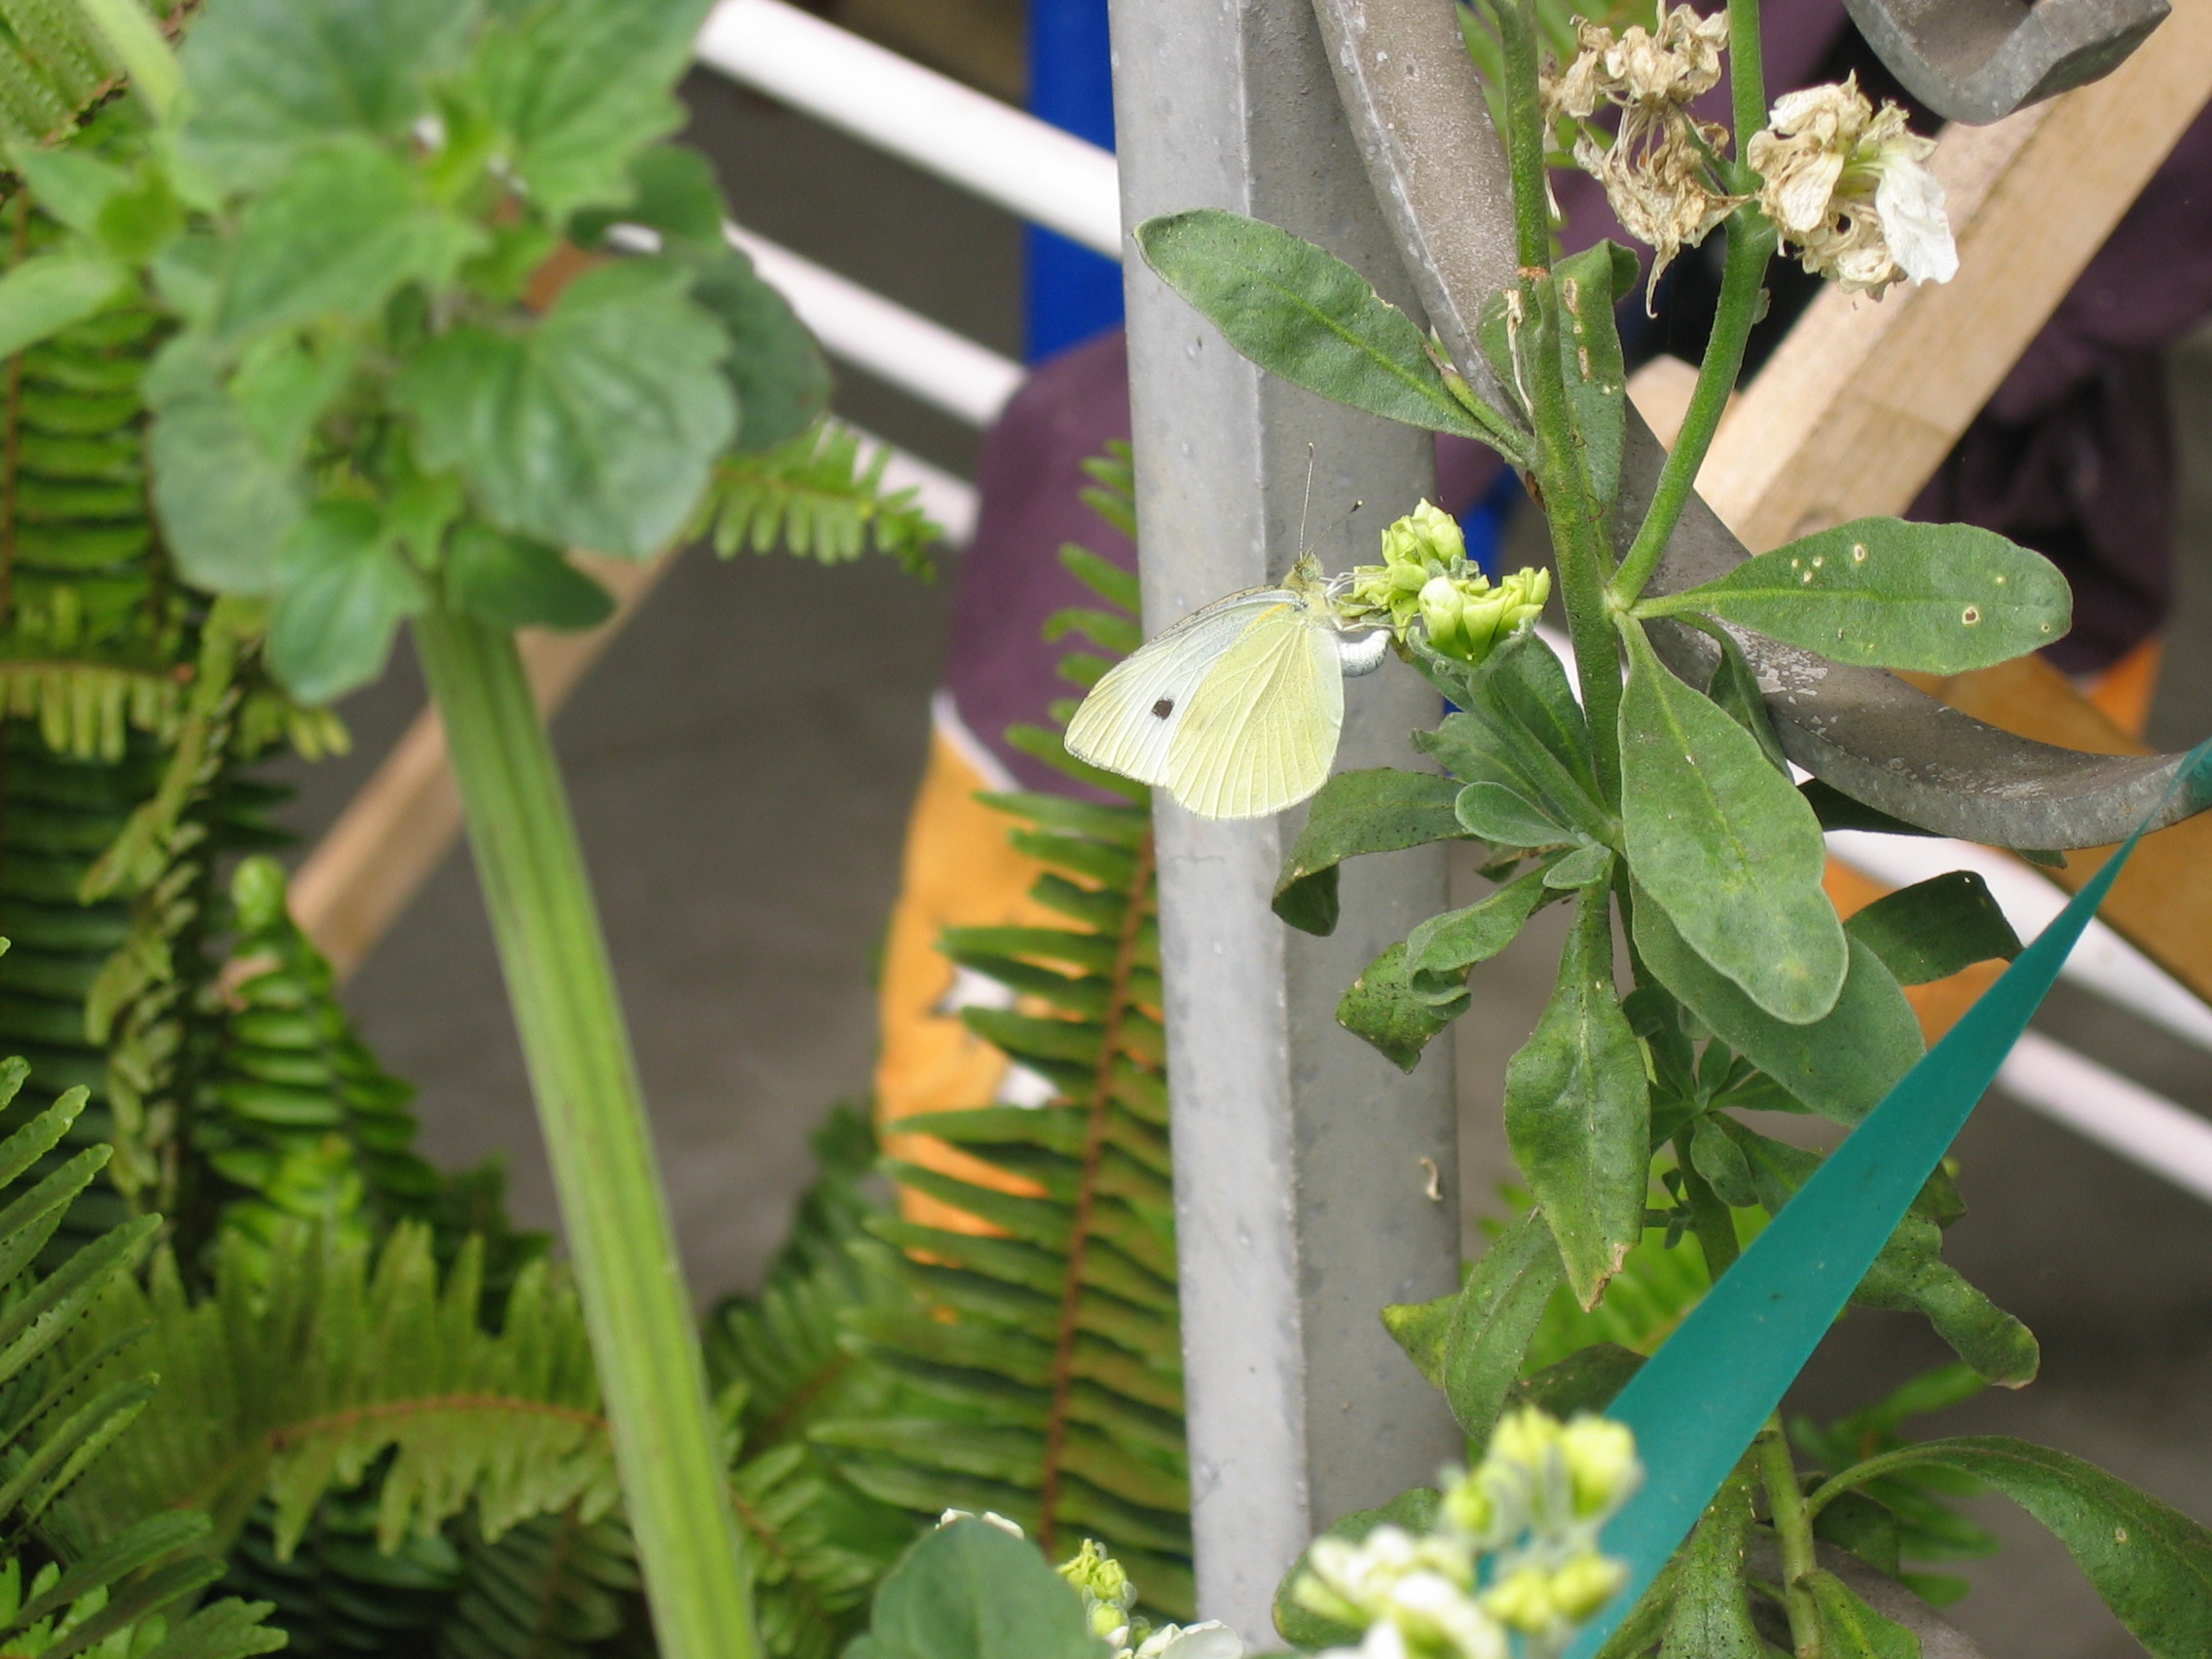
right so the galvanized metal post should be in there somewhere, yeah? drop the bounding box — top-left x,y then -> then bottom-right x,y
1106,0 -> 1464,1631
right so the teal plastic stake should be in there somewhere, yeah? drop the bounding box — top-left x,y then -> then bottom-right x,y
1569,741 -> 2212,1658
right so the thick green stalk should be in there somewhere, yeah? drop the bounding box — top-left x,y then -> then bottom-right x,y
1607,0 -> 1776,608
1755,1417 -> 1822,1657
415,608 -> 758,1659
1496,0 -> 1625,796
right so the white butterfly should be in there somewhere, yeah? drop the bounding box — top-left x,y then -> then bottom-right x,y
1065,554 -> 1389,820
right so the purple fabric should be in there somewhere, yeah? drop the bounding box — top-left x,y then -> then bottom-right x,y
943,330 -> 1136,793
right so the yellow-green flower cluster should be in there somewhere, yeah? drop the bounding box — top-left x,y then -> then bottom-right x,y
1056,1538 -> 1243,1659
1339,501 -> 1551,669
1293,1409 -> 1640,1659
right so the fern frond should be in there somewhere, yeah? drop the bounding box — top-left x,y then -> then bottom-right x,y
436,1505 -> 637,1659
690,421 -> 942,576
57,1223 -> 617,1559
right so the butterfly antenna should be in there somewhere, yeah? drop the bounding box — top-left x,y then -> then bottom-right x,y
1297,444 -> 1318,554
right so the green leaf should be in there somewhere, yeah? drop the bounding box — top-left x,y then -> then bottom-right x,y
1845,872 -> 2022,986
857,1518 -> 1103,1659
147,382 -> 304,596
1272,769 -> 1467,936
1658,1470 -> 1762,1659
1456,780 -> 1568,846
469,0 -> 719,219
1619,630 -> 1848,1024
1705,628 -> 1788,774
397,258 -> 737,557
1642,517 -> 2073,674
1802,1568 -> 1922,1658
1853,1210 -> 2039,1385
1405,866 -> 1553,999
1816,1490 -> 1903,1576
268,503 -> 424,703
1544,841 -> 1614,890
1632,887 -> 1923,1124
1799,778 -> 1940,838
1687,1116 -> 1756,1208
8,149 -> 129,236
1719,1120 -> 2037,1384
446,522 -> 615,631
0,252 -> 128,360
1134,208 -> 1525,454
575,143 -> 727,259
1274,1489 -> 1443,1651
691,248 -> 831,452
1553,241 -> 1633,517
1338,942 -> 1463,1071
215,137 -> 473,341
1418,644 -> 1612,850
1506,889 -> 1648,1308
1441,1210 -> 1566,1444
1507,1343 -> 1645,1419
175,0 -> 476,193
1827,1438 -> 2212,1658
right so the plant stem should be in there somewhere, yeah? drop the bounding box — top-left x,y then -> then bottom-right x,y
415,608 -> 758,1659
1496,0 -> 1554,273
1755,1415 -> 1822,1658
1495,0 -> 1626,797
1606,0 -> 1777,609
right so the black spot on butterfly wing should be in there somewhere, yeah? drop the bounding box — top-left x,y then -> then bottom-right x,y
1153,698 -> 1174,719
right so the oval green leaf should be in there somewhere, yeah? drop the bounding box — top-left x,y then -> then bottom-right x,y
1645,517 -> 2072,673
1619,633 -> 1849,1024
1135,208 -> 1524,455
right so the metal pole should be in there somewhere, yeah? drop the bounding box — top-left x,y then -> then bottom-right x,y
1106,0 -> 1463,1631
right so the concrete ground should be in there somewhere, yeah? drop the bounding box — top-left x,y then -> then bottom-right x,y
265,34 -> 2212,1659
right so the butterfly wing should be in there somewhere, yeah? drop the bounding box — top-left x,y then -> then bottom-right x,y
1164,593 -> 1345,819
1065,587 -> 1289,785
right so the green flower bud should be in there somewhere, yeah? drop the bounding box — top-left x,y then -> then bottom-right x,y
1058,1539 -> 1135,1610
1381,499 -> 1466,571
1547,1551 -> 1628,1621
1481,1564 -> 1558,1634
1486,1407 -> 1565,1476
1560,1415 -> 1641,1518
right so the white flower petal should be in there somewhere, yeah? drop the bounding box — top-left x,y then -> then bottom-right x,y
1875,153 -> 1958,283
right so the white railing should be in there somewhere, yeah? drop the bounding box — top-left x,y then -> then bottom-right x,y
696,0 -> 1123,258
693,1 -> 2212,1208
726,225 -> 1024,428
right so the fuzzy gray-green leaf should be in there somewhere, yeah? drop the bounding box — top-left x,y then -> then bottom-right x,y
1659,1469 -> 1762,1659
1845,871 -> 2021,986
1440,1210 -> 1565,1445
1620,635 -> 1848,1023
1135,208 -> 1521,451
1339,943 -> 1464,1071
1634,886 -> 1921,1124
1645,517 -> 2072,673
1505,889 -> 1647,1308
1274,769 -> 1467,936
1825,1438 -> 2212,1658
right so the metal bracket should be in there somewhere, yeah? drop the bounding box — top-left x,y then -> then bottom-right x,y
1844,0 -> 2170,125
1311,0 -> 2211,850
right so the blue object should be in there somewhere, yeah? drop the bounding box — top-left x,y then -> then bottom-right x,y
1567,738 -> 2212,1658
1025,0 -> 1123,362
1459,467 -> 1523,579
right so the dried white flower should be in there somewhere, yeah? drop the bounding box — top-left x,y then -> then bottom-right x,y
1747,75 -> 1956,295
1543,6 -> 1743,306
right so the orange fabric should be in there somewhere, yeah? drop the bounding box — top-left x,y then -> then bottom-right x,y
873,728 -> 1059,1234
2084,636 -> 2162,739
